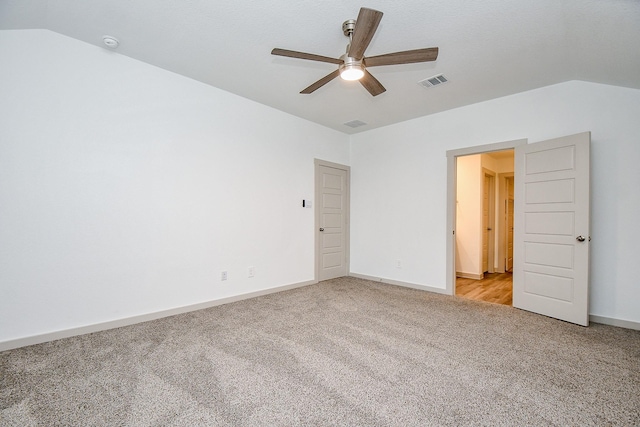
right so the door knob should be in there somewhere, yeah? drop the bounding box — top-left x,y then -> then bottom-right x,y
319,228 -> 325,232
576,235 -> 586,242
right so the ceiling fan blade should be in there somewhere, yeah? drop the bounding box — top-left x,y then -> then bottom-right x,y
364,47 -> 439,67
271,48 -> 342,64
359,70 -> 386,96
348,8 -> 383,60
300,69 -> 341,94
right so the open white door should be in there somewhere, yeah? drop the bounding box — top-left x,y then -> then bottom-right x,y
513,132 -> 590,326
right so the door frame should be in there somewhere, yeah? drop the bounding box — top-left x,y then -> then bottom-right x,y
497,172 -> 514,273
314,159 -> 350,282
445,139 -> 527,295
482,169 -> 496,274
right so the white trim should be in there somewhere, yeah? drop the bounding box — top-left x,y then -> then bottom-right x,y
446,154 -> 457,295
446,139 -> 526,158
0,280 -> 316,352
456,272 -> 484,280
353,277 -> 640,331
349,273 -> 449,295
4,279 -> 636,353
589,315 -> 640,331
446,139 -> 527,296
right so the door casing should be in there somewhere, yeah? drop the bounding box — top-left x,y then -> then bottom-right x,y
446,139 -> 527,295
482,169 -> 496,274
497,172 -> 515,273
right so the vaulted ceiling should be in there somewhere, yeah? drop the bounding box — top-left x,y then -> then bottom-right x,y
2,0 -> 639,134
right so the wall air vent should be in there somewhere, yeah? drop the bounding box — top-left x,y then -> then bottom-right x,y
418,74 -> 448,88
344,120 -> 367,128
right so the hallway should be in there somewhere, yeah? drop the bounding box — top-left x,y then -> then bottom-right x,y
456,272 -> 512,306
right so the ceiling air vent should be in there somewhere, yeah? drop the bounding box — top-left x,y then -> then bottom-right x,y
418,74 -> 448,88
344,120 -> 367,128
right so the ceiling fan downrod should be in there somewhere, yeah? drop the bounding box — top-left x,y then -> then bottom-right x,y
339,18 -> 364,80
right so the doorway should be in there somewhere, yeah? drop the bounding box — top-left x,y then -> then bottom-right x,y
446,139 -> 525,305
446,134 -> 590,325
454,150 -> 514,305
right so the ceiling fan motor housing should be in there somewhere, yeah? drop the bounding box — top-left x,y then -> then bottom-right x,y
342,19 -> 356,37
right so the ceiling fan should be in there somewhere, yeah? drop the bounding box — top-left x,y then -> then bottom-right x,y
271,7 -> 439,96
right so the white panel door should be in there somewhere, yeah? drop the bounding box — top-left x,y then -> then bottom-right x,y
513,132 -> 590,326
317,164 -> 348,281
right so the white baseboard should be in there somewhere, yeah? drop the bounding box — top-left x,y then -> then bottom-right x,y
351,274 -> 640,331
349,273 -> 449,295
590,315 -> 640,331
456,271 -> 484,280
0,280 -> 316,353
5,279 -> 636,353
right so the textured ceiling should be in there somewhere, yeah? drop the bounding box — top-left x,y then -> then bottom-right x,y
1,0 -> 639,134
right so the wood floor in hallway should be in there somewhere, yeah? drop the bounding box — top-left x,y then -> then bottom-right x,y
456,272 -> 513,306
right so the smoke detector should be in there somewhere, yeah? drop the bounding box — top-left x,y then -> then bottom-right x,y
102,35 -> 120,49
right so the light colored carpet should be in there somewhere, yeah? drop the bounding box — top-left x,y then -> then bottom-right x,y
1,277 -> 639,426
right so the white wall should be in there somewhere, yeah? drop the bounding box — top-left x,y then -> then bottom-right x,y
2,30 -> 638,346
481,154 -> 513,175
0,30 -> 350,344
350,80 -> 640,324
455,154 -> 482,277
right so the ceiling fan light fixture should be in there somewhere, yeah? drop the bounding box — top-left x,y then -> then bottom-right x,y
339,57 -> 364,81
271,7 -> 438,96
340,65 -> 364,81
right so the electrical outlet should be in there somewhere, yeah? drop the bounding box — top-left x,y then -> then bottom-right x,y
396,259 -> 402,269
248,266 -> 255,278
221,271 -> 228,281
